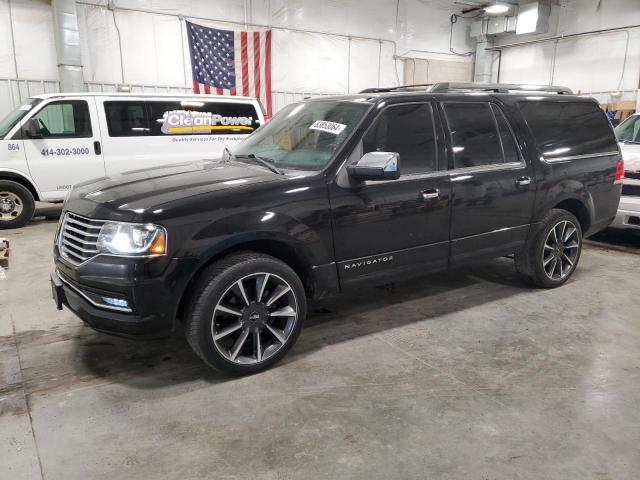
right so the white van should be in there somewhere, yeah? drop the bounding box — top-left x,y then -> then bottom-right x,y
0,93 -> 265,229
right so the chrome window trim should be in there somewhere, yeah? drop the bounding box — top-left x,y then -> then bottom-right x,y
543,151 -> 619,163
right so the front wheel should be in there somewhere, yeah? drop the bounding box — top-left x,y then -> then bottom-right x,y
185,252 -> 306,374
515,209 -> 583,288
0,180 -> 36,230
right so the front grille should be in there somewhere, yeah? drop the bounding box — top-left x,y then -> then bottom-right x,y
625,171 -> 640,180
622,184 -> 640,197
58,212 -> 105,265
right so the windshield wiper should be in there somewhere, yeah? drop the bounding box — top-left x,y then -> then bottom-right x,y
233,153 -> 283,175
621,140 -> 640,145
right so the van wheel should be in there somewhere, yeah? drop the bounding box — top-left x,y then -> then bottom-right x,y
515,209 -> 583,288
185,252 -> 306,375
0,180 -> 35,230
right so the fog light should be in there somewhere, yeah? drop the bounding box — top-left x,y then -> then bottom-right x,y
102,297 -> 129,309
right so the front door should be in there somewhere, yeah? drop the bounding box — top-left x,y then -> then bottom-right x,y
21,98 -> 105,199
329,102 -> 451,286
440,101 -> 536,264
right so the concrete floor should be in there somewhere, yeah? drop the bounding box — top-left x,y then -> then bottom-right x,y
1,216 -> 639,480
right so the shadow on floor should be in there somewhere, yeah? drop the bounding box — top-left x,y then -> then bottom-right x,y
29,258 -> 532,390
588,228 -> 640,253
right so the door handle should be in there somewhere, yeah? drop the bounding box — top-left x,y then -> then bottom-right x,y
516,176 -> 531,186
93,140 -> 102,155
420,188 -> 440,200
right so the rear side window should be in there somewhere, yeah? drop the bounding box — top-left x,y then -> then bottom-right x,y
443,102 -> 503,168
363,103 -> 437,175
104,102 -> 149,137
32,100 -> 92,138
518,101 -> 617,158
104,100 -> 260,137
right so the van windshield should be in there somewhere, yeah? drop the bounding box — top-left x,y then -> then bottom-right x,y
233,100 -> 371,171
0,98 -> 42,139
615,115 -> 640,144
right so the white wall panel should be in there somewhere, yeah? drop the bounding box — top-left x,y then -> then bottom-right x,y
0,1 -> 16,77
494,0 -> 640,101
348,39 -> 383,93
272,29 -> 349,94
77,4 -> 123,83
5,0 -> 57,80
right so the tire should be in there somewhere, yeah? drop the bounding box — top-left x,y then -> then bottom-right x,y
0,180 -> 36,230
184,251 -> 306,375
515,209 -> 583,288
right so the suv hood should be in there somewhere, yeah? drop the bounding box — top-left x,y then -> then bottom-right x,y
69,159 -> 286,214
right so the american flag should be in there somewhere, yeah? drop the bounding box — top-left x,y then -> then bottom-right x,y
186,21 -> 272,117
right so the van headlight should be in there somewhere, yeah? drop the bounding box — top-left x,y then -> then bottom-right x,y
97,222 -> 167,256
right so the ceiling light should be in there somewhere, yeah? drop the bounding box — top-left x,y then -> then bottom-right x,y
485,3 -> 510,14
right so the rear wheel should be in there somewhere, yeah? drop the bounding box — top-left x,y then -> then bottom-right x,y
185,252 -> 306,374
515,209 -> 583,288
0,180 -> 35,230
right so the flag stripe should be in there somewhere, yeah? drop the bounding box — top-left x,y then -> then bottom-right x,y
241,31 -> 249,97
253,32 -> 261,101
265,30 -> 272,117
193,81 -> 200,94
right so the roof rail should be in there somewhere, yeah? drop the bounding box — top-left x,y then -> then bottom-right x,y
429,82 -> 573,94
359,82 -> 573,95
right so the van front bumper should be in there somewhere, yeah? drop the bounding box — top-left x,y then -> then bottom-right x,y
610,195 -> 640,231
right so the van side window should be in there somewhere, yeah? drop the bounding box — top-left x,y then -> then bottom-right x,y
104,102 -> 150,137
31,100 -> 92,138
443,102 -> 503,168
491,105 -> 520,164
363,103 -> 437,175
518,101 -> 617,158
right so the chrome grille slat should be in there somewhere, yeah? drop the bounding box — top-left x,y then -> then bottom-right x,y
63,228 -> 98,244
58,212 -> 106,265
64,224 -> 100,237
62,239 -> 98,254
65,216 -> 103,229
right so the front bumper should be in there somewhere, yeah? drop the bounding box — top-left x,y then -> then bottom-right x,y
610,195 -> 640,231
52,251 -> 198,339
51,269 -> 173,339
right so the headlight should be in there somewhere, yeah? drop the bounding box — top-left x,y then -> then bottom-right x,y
96,222 -> 167,256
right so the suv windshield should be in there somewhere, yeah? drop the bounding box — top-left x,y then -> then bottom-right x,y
233,100 -> 370,171
615,115 -> 640,144
0,98 -> 42,139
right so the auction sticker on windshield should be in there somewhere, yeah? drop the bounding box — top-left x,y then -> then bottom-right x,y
309,120 -> 347,135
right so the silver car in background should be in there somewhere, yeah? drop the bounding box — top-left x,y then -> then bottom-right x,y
612,114 -> 640,231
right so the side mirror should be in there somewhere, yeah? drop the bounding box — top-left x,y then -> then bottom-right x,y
347,152 -> 400,181
23,118 -> 42,139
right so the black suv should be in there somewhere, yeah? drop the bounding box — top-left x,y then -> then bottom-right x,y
51,83 -> 623,374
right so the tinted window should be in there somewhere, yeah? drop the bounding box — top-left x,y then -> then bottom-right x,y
32,100 -> 92,138
444,102 -> 502,168
363,103 -> 437,175
104,102 -> 149,137
491,105 -> 520,163
518,101 -> 617,158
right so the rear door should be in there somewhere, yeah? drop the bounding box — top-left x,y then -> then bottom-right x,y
20,97 -> 105,199
440,101 -> 536,264
100,98 -> 262,176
